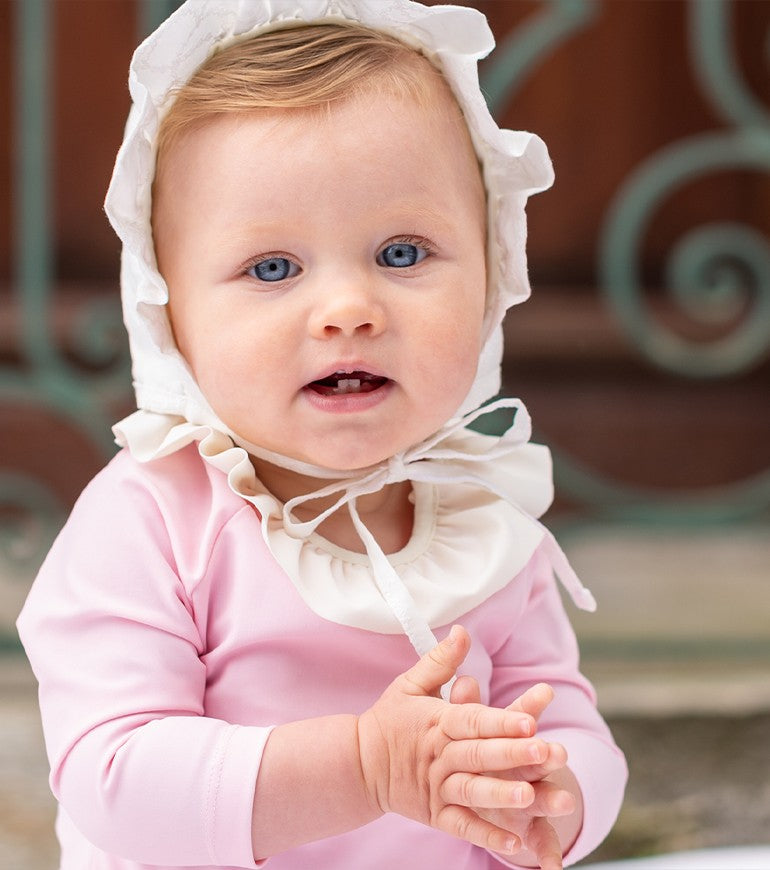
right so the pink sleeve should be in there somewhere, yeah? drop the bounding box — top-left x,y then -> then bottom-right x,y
16,466 -> 271,868
487,544 -> 628,868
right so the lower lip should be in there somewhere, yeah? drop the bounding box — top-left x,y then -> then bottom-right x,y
301,380 -> 393,414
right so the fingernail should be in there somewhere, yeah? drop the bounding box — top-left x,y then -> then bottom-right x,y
518,718 -> 532,737
529,742 -> 545,762
447,625 -> 460,645
504,836 -> 519,853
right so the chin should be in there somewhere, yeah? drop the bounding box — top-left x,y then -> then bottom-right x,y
310,453 -> 386,474
306,442 -> 403,474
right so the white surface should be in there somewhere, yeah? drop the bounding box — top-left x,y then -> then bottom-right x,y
581,845 -> 770,869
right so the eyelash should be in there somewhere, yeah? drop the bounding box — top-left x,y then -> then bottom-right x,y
380,235 -> 436,258
242,251 -> 300,282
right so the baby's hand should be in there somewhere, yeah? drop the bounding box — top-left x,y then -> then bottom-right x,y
356,626 -> 543,856
477,743 -> 577,870
452,680 -> 580,870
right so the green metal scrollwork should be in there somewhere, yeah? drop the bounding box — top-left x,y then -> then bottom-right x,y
690,0 -> 769,129
481,0 -> 598,114
481,0 -> 770,521
599,129 -> 770,378
583,0 -> 770,520
1,0 -> 132,578
140,0 -> 185,40
0,472 -> 62,574
599,0 -> 770,378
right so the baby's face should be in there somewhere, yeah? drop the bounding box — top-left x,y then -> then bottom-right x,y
154,78 -> 487,471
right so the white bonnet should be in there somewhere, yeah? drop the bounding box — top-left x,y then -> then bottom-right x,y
105,0 -> 554,457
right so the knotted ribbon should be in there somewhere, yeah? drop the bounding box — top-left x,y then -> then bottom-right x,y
274,397 -> 596,660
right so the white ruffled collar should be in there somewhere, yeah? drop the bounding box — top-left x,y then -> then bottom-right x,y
114,399 -> 596,666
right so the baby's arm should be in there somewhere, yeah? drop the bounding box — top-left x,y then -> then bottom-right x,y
251,625 -> 545,860
484,544 -> 628,867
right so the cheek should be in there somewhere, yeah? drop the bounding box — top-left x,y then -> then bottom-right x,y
184,304 -> 298,412
170,305 -> 213,372
442,283 -> 486,362
446,325 -> 485,393
417,286 -> 485,393
169,301 -> 236,397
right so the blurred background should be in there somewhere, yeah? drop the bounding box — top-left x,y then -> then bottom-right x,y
1,0 -> 769,866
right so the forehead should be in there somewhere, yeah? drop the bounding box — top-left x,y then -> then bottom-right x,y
155,28 -> 466,167
156,40 -> 478,168
155,73 -> 485,222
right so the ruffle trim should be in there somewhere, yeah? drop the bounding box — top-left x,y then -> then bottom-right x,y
113,409 -> 594,637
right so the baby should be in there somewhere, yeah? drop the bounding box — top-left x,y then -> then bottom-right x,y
18,2 -> 627,869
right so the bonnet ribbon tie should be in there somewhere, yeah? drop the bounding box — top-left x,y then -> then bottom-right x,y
280,397 -> 596,662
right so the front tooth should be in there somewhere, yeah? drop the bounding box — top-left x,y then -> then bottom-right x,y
335,378 -> 361,393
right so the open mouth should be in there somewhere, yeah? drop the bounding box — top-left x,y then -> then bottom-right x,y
308,370 -> 389,396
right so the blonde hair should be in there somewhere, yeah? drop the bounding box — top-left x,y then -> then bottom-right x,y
156,22 -> 455,166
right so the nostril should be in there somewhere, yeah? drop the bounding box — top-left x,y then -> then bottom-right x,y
323,320 -> 374,337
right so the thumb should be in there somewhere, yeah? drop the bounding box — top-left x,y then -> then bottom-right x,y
398,625 -> 471,698
506,682 -> 555,722
450,674 -> 482,705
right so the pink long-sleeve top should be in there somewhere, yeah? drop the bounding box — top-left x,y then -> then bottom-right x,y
18,444 -> 626,870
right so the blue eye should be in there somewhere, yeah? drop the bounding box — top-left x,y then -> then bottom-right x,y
377,243 -> 427,268
249,257 -> 298,282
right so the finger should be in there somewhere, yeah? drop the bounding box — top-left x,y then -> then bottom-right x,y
399,625 -> 470,698
527,780 -> 577,818
441,704 -> 536,741
450,674 -> 481,705
506,683 -> 555,721
441,772 -> 534,809
523,815 -> 563,870
511,742 -> 569,783
443,736 -> 552,773
436,804 -> 521,855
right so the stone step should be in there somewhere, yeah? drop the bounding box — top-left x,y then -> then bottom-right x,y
560,524 -> 770,716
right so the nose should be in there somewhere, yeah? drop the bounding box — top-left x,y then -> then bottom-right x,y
308,277 -> 386,340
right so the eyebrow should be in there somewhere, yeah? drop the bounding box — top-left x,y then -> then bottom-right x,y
384,203 -> 458,231
224,204 -> 461,240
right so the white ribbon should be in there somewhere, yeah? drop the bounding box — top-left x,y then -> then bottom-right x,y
277,397 -> 596,663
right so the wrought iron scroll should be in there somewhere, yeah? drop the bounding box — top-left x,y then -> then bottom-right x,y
482,0 -> 770,524
600,2 -> 770,380
1,0 -> 137,581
